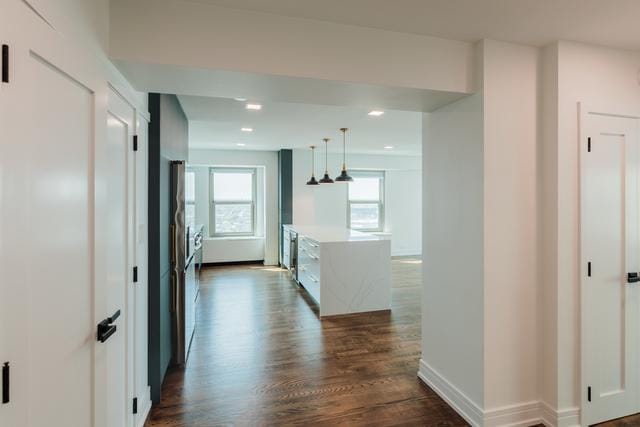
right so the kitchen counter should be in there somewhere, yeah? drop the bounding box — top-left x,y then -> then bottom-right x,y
283,225 -> 385,243
283,224 -> 392,317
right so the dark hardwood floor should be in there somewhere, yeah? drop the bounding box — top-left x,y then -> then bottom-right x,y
146,257 -> 469,426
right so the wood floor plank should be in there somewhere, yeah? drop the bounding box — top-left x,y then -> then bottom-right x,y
145,258 -> 468,426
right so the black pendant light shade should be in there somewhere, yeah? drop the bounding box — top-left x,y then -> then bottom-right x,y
335,127 -> 353,182
319,138 -> 334,184
306,145 -> 319,185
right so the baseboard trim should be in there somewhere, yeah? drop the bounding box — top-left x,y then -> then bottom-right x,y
136,386 -> 152,427
418,359 -> 483,426
539,402 -> 580,427
418,360 -> 580,427
484,401 -> 541,427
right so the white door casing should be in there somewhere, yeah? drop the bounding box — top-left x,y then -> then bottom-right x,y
106,88 -> 136,427
580,105 -> 640,425
133,112 -> 151,426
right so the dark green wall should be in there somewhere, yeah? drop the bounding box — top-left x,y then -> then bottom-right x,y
148,93 -> 188,403
278,150 -> 293,264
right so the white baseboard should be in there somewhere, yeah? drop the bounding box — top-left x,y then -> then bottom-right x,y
418,359 -> 483,426
484,401 -> 541,427
418,359 -> 581,427
136,386 -> 152,427
539,401 -> 580,427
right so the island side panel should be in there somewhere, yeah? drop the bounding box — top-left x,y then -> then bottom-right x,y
319,239 -> 392,317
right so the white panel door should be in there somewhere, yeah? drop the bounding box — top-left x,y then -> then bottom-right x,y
581,111 -> 640,425
1,3 -> 97,425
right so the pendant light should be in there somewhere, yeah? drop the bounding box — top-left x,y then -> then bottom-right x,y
306,145 -> 319,185
319,138 -> 334,184
335,127 -> 353,182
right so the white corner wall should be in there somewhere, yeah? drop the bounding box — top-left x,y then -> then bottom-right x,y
188,149 -> 279,265
482,39 -> 540,414
420,93 -> 485,418
420,39 -> 541,426
292,150 -> 422,256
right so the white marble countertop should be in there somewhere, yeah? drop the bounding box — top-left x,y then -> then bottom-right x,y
283,224 -> 386,243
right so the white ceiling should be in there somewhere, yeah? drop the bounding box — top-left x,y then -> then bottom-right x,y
180,95 -> 422,156
175,0 -> 640,50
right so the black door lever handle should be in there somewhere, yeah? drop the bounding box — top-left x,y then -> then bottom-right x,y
97,309 -> 121,343
628,273 -> 640,283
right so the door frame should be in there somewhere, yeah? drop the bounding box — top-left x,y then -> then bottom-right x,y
579,103 -> 640,425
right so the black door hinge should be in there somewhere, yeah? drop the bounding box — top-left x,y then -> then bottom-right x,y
587,386 -> 592,402
133,135 -> 138,151
2,362 -> 9,404
133,266 -> 138,283
133,397 -> 138,414
587,262 -> 591,277
2,45 -> 9,83
587,137 -> 591,152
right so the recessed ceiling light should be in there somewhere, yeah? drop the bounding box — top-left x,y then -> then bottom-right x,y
384,145 -> 394,150
246,103 -> 262,110
368,110 -> 385,117
237,143 -> 246,147
234,97 -> 247,102
241,127 -> 253,132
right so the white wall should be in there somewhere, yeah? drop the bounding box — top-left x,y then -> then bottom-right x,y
541,41 -> 640,421
188,149 -> 279,265
421,93 -> 485,411
109,0 -> 475,94
292,150 -> 422,256
481,39 -> 540,414
420,40 -> 540,426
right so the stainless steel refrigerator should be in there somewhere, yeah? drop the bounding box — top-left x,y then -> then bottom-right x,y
170,161 -> 198,365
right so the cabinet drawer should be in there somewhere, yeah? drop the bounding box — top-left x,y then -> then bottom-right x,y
299,237 -> 320,259
298,268 -> 320,303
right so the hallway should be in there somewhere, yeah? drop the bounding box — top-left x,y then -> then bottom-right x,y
146,258 -> 467,426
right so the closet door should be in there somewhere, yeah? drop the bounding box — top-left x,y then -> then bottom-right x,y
581,111 -> 640,425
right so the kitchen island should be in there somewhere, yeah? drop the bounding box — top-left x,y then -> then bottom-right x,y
283,225 -> 392,317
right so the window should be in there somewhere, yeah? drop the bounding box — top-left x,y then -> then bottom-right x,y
348,171 -> 385,232
210,168 -> 256,237
185,169 -> 196,230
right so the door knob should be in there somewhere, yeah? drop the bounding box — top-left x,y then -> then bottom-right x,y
97,309 -> 120,343
627,272 -> 640,283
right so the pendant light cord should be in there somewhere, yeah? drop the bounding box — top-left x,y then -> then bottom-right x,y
325,139 -> 329,173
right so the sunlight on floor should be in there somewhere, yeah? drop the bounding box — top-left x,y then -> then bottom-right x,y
396,259 -> 422,265
249,266 -> 287,272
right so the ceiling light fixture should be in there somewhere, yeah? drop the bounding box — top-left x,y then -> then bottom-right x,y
335,128 -> 353,182
368,110 -> 385,117
241,127 -> 253,132
384,145 -> 394,150
319,138 -> 334,184
246,103 -> 262,110
306,145 -> 319,186
234,97 -> 247,102
236,143 -> 246,147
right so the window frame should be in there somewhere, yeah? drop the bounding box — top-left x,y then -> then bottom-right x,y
347,170 -> 385,232
209,167 -> 257,237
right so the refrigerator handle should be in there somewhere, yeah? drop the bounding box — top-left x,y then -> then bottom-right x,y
170,224 -> 176,265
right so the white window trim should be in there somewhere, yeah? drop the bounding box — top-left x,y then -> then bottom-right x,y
347,170 -> 385,232
210,167 -> 257,237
